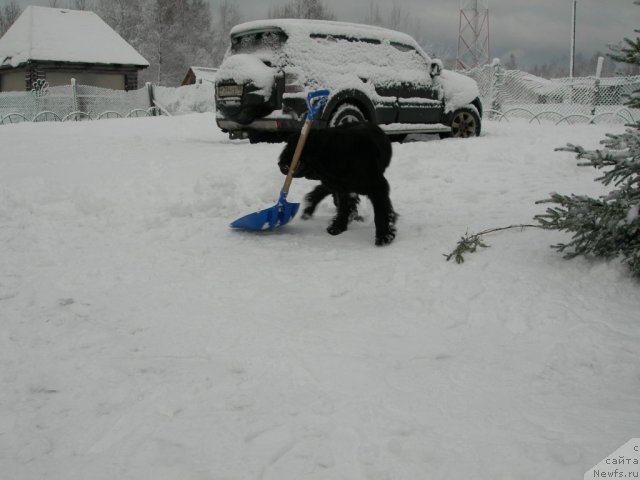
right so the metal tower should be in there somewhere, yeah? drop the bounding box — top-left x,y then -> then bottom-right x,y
456,0 -> 490,70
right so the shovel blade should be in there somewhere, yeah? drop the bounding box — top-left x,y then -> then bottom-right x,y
230,198 -> 300,231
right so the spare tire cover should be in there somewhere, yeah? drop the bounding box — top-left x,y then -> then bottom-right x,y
216,54 -> 276,124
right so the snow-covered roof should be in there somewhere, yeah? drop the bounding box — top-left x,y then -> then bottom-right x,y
0,6 -> 149,69
230,19 -> 419,47
190,67 -> 218,84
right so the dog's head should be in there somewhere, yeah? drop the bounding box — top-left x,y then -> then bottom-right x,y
278,134 -> 320,180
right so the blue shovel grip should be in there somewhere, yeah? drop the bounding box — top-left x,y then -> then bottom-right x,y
307,89 -> 330,121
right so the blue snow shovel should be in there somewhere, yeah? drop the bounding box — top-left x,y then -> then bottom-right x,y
230,89 -> 330,231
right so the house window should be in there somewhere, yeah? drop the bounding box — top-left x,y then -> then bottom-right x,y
0,70 -> 28,92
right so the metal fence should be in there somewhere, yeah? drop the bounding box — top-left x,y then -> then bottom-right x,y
2,70 -> 639,126
0,79 -> 159,124
0,80 -> 218,124
465,62 -> 640,124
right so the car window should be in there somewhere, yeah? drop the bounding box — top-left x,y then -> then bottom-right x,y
390,44 -> 429,69
308,33 -> 398,85
311,33 -> 381,45
390,42 -> 414,52
231,30 -> 288,57
389,44 -> 430,84
309,34 -> 429,86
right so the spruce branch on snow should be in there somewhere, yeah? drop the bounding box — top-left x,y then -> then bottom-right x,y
444,224 -> 541,264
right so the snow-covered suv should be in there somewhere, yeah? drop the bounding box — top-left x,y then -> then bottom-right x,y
215,19 -> 482,142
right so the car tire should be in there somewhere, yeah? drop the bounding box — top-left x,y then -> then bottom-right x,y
388,134 -> 408,143
328,103 -> 367,127
440,106 -> 481,139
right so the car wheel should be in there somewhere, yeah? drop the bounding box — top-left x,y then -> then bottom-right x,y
328,103 -> 366,127
440,106 -> 481,139
388,134 -> 408,143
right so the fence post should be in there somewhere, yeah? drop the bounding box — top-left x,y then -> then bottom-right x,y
71,78 -> 79,116
490,59 -> 504,116
591,56 -> 604,116
146,82 -> 156,116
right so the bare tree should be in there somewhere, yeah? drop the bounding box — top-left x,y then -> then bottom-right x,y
268,0 -> 335,20
365,0 -> 383,26
67,0 -> 94,10
49,0 -> 60,7
362,0 -> 453,63
0,1 -> 22,37
97,0 -> 219,85
212,0 -> 242,66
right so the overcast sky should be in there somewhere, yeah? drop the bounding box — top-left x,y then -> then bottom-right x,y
7,0 -> 639,68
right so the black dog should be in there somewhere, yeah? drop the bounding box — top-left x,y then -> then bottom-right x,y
279,122 -> 397,246
300,184 -> 363,223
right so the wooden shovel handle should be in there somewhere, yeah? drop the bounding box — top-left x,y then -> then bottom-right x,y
281,118 -> 312,195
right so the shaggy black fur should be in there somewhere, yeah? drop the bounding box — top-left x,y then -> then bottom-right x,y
279,122 -> 397,246
300,184 -> 363,223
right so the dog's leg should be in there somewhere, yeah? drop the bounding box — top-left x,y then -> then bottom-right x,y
367,178 -> 397,246
327,193 -> 355,236
302,184 -> 332,219
347,194 -> 364,222
333,193 -> 362,222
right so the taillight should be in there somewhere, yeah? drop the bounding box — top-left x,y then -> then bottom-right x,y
284,71 -> 304,93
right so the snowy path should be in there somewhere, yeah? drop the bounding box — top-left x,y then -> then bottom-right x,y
1,114 -> 638,479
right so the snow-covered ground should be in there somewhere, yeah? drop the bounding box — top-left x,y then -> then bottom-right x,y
1,114 -> 638,480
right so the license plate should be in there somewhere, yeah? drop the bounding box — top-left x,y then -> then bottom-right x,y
217,84 -> 243,97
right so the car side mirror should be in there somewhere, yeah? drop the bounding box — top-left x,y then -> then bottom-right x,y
430,60 -> 442,78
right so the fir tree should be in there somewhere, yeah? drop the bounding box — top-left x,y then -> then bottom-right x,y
535,1 -> 640,276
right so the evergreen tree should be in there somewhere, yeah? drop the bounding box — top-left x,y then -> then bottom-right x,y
535,1 -> 640,276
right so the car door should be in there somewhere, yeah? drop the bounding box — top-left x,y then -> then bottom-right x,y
392,43 -> 443,124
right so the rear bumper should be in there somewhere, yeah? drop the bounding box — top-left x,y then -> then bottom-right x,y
216,110 -> 314,133
379,123 -> 452,135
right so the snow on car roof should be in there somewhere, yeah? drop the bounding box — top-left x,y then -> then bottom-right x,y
230,19 -> 419,47
0,6 -> 149,68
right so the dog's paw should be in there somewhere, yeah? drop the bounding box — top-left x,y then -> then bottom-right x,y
375,232 -> 396,246
327,223 -> 347,236
375,222 -> 396,246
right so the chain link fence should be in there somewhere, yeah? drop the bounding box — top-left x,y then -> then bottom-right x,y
0,80 -> 160,124
3,70 -> 638,126
0,80 -> 217,125
153,84 -> 216,115
465,62 -> 640,124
